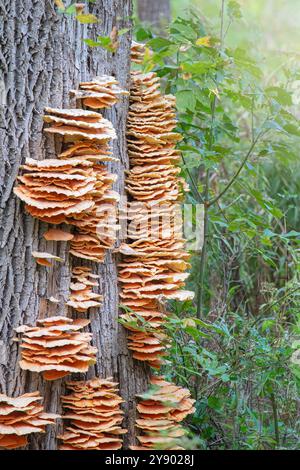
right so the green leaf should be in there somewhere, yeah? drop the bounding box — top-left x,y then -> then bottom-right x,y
147,37 -> 173,51
96,35 -> 114,51
76,13 -> 99,24
65,4 -> 76,15
282,230 -> 300,238
283,122 -> 300,137
118,27 -> 130,36
176,89 -> 197,112
136,27 -> 152,41
83,38 -> 103,47
227,0 -> 242,19
221,373 -> 230,382
185,326 -> 210,340
262,320 -> 276,332
263,120 -> 284,132
266,86 -> 293,106
181,61 -> 214,75
267,205 -> 283,219
232,48 -> 262,78
208,396 -> 223,411
263,228 -> 276,238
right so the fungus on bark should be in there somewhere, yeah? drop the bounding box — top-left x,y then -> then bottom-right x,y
0,392 -> 58,449
70,75 -> 128,109
130,376 -> 195,450
31,251 -> 64,266
119,69 -> 194,368
131,41 -> 146,64
58,378 -> 126,450
14,157 -> 97,225
66,266 -> 103,312
43,108 -> 116,142
16,317 -> 97,381
43,228 -> 74,241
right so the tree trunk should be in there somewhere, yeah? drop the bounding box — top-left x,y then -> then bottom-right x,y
137,0 -> 171,28
0,0 -> 149,450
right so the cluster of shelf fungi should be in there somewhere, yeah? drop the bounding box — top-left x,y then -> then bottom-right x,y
0,43 -> 195,451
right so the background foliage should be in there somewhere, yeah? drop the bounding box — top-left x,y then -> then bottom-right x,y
133,0 -> 300,450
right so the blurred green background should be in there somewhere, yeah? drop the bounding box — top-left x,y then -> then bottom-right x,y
172,0 -> 300,55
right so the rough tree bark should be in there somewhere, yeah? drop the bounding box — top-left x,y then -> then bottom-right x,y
137,0 -> 171,27
0,0 -> 149,450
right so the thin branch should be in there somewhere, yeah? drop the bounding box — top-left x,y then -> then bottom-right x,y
181,154 -> 204,203
208,130 -> 265,207
220,0 -> 225,48
251,96 -> 255,144
223,18 -> 232,41
259,285 -> 300,315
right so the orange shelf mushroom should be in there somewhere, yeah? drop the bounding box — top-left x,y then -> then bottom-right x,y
14,140 -> 119,263
58,378 -> 126,450
43,228 -> 74,242
31,250 -> 64,267
57,141 -> 117,162
127,74 -> 181,166
63,79 -> 123,262
12,79 -> 121,269
67,164 -> 120,262
13,157 -> 97,225
130,376 -> 195,450
125,165 -> 184,203
131,41 -> 146,64
70,75 -> 129,109
0,391 -> 58,449
119,69 -> 194,368
43,107 -> 116,142
126,330 -> 169,369
16,316 -> 97,381
66,266 -> 103,313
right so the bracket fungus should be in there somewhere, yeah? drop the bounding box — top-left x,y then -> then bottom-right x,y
43,228 -> 74,242
70,75 -> 129,110
16,316 -> 97,381
0,392 -> 58,449
43,108 -> 116,143
131,41 -> 146,64
67,165 -> 120,262
66,266 -> 103,313
58,141 -> 117,162
14,105 -> 119,263
14,157 -> 97,225
130,376 -> 195,450
31,251 -> 64,267
58,378 -> 126,450
119,69 -> 194,368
